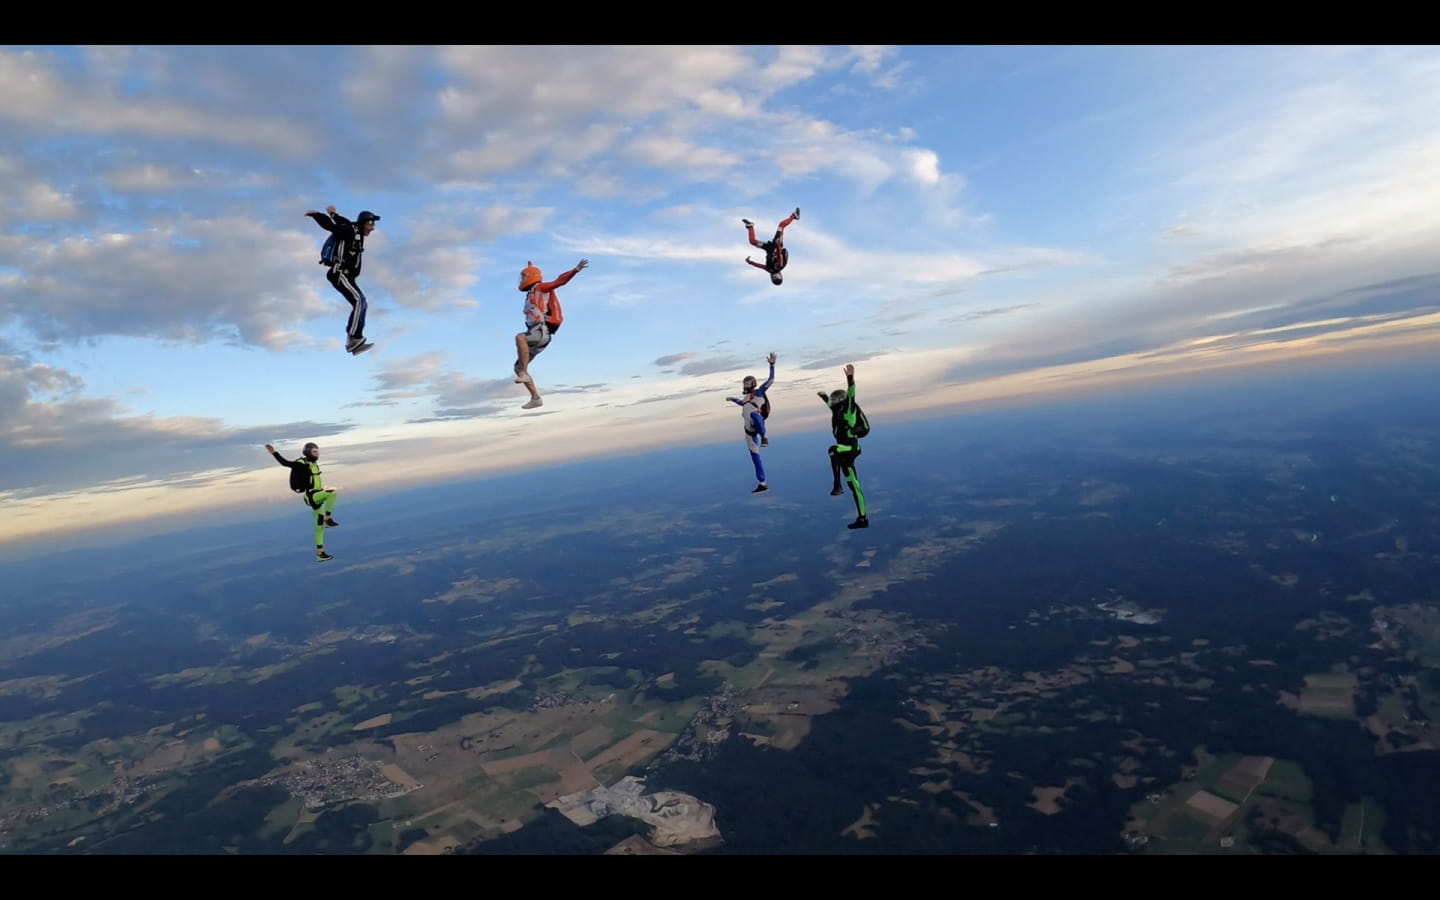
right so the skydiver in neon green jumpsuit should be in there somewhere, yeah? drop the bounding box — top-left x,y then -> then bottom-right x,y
818,364 -> 868,529
266,441 -> 339,561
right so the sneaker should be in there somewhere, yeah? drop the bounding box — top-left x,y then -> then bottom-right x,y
741,218 -> 753,227
316,550 -> 334,562
752,483 -> 768,493
847,515 -> 869,529
348,340 -> 374,355
760,437 -> 769,447
522,397 -> 543,410
792,207 -> 800,219
324,516 -> 339,528
830,487 -> 844,496
514,369 -> 533,385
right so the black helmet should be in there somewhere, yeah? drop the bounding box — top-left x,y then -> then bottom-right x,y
303,442 -> 319,457
742,375 -> 757,392
828,389 -> 847,407
357,210 -> 380,223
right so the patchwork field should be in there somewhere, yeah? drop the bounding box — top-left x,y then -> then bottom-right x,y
1126,749 -> 1389,854
1281,672 -> 1358,717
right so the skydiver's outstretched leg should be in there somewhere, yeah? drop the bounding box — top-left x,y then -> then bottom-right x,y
513,327 -> 547,409
747,432 -> 768,493
773,208 -> 799,245
327,269 -> 371,353
309,489 -> 337,560
843,463 -> 867,527
829,445 -> 866,527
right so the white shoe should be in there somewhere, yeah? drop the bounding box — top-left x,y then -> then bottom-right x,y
522,397 -> 543,410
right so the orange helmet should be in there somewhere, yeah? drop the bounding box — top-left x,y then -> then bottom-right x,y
519,262 -> 542,290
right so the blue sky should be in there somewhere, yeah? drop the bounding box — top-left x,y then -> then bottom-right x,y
4,45 -> 1440,555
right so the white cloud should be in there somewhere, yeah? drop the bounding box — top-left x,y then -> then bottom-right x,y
903,148 -> 941,186
844,45 -> 907,89
625,135 -> 735,176
99,164 -> 277,193
371,244 -> 485,312
0,347 -> 352,497
0,217 -> 341,348
847,46 -> 892,74
0,48 -> 319,156
760,45 -> 830,89
16,182 -> 77,219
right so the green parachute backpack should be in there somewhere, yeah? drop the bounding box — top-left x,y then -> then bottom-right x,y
850,401 -> 870,438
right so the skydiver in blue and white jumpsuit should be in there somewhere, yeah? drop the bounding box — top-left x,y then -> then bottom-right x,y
727,352 -> 776,493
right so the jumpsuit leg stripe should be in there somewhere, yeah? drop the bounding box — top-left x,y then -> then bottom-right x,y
329,268 -> 368,339
829,445 -> 865,517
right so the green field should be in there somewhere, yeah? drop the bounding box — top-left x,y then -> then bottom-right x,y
1254,758 -> 1311,803
376,791 -> 425,820
259,795 -> 305,840
703,620 -> 753,641
482,785 -> 545,821
645,701 -> 705,733
976,711 -> 1027,732
365,819 -> 400,853
1341,798 -> 1386,852
571,724 -> 618,759
332,683 -> 386,709
507,765 -> 561,791
1194,752 -> 1242,800
1155,808 -> 1212,842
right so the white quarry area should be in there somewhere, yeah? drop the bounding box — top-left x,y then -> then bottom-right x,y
547,775 -> 722,848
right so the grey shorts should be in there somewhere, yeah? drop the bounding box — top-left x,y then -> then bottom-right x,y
522,322 -> 551,355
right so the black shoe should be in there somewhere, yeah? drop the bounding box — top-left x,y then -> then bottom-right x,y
316,550 -> 334,562
792,207 -> 800,219
324,516 -> 339,528
760,437 -> 769,447
742,218 -> 753,227
830,487 -> 844,496
752,483 -> 768,493
847,515 -> 869,529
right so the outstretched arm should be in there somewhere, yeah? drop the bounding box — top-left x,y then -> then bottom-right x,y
745,257 -> 767,270
265,444 -> 292,467
305,204 -> 345,232
537,259 -> 588,291
305,210 -> 337,233
757,353 -> 776,393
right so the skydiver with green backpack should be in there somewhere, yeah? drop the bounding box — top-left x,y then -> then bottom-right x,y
265,441 -> 339,562
817,364 -> 871,529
